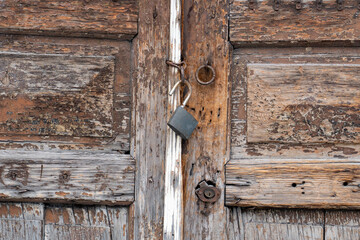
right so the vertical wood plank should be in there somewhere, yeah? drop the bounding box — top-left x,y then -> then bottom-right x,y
182,0 -> 230,239
108,207 -> 129,240
163,0 -> 183,239
236,208 -> 325,240
0,203 -> 43,240
325,210 -> 360,240
132,0 -> 170,238
44,205 -> 114,240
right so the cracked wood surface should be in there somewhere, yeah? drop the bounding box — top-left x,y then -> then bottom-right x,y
0,0 -> 138,40
0,150 -> 135,204
230,0 -> 360,46
0,35 -> 131,151
0,203 -> 129,240
132,0 -> 170,238
182,0 -> 230,239
247,63 -> 360,144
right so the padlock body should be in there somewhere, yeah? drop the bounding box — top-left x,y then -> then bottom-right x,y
168,106 -> 198,140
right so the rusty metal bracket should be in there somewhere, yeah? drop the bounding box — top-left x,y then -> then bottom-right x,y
195,180 -> 221,203
248,0 -> 257,10
273,0 -> 280,11
166,60 -> 187,82
337,0 -> 344,10
316,0 -> 323,10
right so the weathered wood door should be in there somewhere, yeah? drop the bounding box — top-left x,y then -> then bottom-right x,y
0,1 -> 137,239
225,0 -> 360,239
1,0 -> 360,239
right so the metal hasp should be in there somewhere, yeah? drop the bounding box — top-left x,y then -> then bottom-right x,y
195,181 -> 221,203
167,80 -> 198,140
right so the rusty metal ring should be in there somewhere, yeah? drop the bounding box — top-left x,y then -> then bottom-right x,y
195,65 -> 215,85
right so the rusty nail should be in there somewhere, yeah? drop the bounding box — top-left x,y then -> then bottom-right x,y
273,0 -> 280,11
60,173 -> 70,180
316,0 -> 322,10
9,171 -> 17,180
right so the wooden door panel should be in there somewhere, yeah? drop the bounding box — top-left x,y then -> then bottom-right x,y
325,210 -> 360,239
0,203 -> 43,240
0,0 -> 138,40
0,35 -> 134,204
0,203 -> 129,240
44,205 -> 129,240
226,47 -> 360,208
227,208 -> 325,240
0,35 -> 131,151
247,64 -> 360,144
0,150 -> 134,204
0,52 -> 115,138
230,0 -> 360,45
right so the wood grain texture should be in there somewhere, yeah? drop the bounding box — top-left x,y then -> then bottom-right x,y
0,150 -> 135,204
182,0 -> 230,239
107,207 -> 129,239
0,52 -> 114,138
231,47 -> 360,160
44,205 -> 113,240
227,208 -> 324,240
0,202 -> 44,240
0,0 -> 138,39
0,35 -> 131,151
163,0 -> 183,239
230,0 -> 360,45
226,158 -> 360,208
325,210 -> 360,240
247,63 -> 360,144
132,0 -> 169,238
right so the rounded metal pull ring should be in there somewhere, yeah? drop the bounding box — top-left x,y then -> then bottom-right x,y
195,65 -> 215,85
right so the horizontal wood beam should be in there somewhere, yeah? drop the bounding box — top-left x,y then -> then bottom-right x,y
0,0 -> 138,40
0,150 -> 135,205
226,158 -> 360,208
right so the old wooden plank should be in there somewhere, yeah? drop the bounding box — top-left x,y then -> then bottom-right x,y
230,47 -> 360,160
226,207 -> 243,240
132,0 -> 170,238
0,150 -> 135,204
182,0 -> 230,239
325,210 -> 360,240
227,208 -> 325,239
0,202 -> 43,240
107,207 -> 129,239
240,209 -> 324,240
44,205 -> 113,240
230,0 -> 360,46
0,52 -> 114,138
163,0 -> 183,239
247,63 -> 360,144
226,158 -> 360,208
0,35 -> 131,151
0,0 -> 138,39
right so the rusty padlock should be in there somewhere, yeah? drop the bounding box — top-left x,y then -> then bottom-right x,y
167,80 -> 198,140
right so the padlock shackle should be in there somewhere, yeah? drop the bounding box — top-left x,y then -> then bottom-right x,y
169,80 -> 192,107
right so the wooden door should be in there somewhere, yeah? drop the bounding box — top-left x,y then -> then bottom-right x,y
0,1 -> 137,239
225,0 -> 360,239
